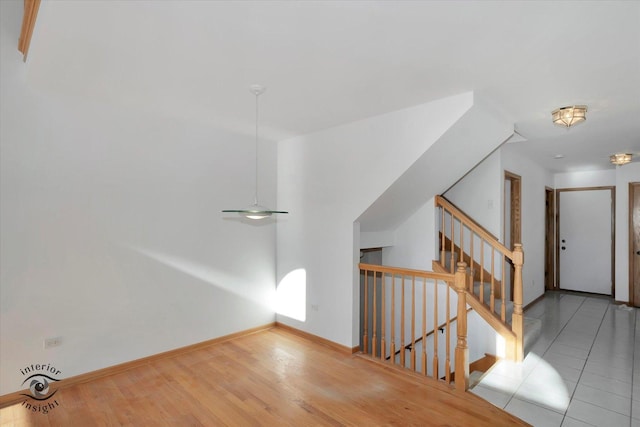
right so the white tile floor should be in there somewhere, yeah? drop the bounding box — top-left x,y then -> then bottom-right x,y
471,292 -> 640,427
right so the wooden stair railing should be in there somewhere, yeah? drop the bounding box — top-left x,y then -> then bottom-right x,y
359,262 -> 470,391
435,195 -> 524,362
438,233 -> 503,299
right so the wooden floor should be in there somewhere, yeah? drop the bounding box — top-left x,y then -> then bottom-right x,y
1,328 -> 528,426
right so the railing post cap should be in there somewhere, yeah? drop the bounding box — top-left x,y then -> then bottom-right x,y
456,262 -> 467,271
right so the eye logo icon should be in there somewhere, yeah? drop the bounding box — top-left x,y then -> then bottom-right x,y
21,374 -> 60,401
19,364 -> 63,414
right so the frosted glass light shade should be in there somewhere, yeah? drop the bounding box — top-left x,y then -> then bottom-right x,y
610,153 -> 632,166
222,204 -> 288,220
552,105 -> 587,128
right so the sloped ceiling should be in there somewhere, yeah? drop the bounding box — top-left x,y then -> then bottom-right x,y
358,96 -> 512,232
17,1 -> 640,172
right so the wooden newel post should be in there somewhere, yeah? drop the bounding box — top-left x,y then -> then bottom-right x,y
512,244 -> 524,362
454,262 -> 469,392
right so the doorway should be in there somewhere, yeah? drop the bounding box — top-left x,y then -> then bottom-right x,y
504,171 -> 521,301
557,187 -> 615,295
629,183 -> 640,306
545,187 -> 555,290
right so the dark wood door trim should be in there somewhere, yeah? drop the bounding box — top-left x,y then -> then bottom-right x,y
505,171 -> 522,246
629,183 -> 640,306
504,171 -> 521,301
545,187 -> 555,290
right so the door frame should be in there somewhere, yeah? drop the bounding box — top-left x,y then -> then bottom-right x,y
504,171 -> 521,301
556,186 -> 616,296
544,187 -> 555,290
629,182 -> 640,306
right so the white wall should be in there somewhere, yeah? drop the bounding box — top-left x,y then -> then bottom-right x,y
467,311 -> 499,361
555,170 -> 616,188
502,148 -> 554,306
360,231 -> 394,249
277,93 -> 480,348
1,1 -> 277,394
614,163 -> 640,302
444,150 -> 503,238
382,198 -> 436,270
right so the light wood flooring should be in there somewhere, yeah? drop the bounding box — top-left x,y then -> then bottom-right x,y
1,327 -> 528,426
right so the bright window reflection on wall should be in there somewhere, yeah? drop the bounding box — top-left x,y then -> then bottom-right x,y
495,333 -> 506,359
276,269 -> 306,321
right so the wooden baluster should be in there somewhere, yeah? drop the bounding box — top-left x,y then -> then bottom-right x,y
480,240 -> 485,303
363,269 -> 369,354
422,278 -> 427,376
381,272 -> 386,361
490,249 -> 495,313
441,207 -> 446,269
512,244 -> 525,362
372,271 -> 378,358
411,276 -> 416,371
469,231 -> 475,292
449,214 -> 455,273
454,262 -> 469,392
400,275 -> 406,368
445,279 -> 451,383
459,220 -> 463,273
390,274 -> 396,363
501,257 -> 506,322
433,278 -> 439,379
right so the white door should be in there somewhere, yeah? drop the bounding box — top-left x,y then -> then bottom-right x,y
559,189 -> 612,295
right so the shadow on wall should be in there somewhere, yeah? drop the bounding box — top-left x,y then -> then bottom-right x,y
130,246 -> 275,308
133,245 -> 307,322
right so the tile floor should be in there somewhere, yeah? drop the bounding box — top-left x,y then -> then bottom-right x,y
471,292 -> 639,427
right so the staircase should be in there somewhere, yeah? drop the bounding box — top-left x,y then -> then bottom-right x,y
434,195 -> 526,362
434,195 -> 542,359
435,247 -> 541,363
358,194 -> 542,392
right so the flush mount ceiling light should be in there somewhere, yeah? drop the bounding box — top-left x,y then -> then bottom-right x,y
552,105 -> 587,128
222,85 -> 288,220
610,153 -> 633,166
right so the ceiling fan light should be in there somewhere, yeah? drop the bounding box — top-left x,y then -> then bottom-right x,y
610,153 -> 632,166
552,105 -> 587,128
